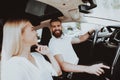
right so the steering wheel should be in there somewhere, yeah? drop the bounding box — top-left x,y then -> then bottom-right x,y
92,29 -> 99,47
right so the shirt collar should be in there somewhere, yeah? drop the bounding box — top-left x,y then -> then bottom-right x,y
52,35 -> 64,39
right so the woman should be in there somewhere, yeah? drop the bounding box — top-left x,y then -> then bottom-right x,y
1,18 -> 62,80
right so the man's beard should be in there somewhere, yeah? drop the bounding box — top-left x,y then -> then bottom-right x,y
52,30 -> 63,38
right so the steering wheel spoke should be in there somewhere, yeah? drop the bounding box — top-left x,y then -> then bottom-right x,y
93,30 -> 99,47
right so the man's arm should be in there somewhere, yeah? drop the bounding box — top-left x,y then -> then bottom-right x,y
71,29 -> 95,44
55,54 -> 110,76
55,54 -> 86,72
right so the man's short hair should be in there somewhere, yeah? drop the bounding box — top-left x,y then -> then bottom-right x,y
50,18 -> 61,25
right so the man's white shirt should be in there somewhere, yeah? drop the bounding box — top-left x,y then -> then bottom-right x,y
49,35 -> 79,65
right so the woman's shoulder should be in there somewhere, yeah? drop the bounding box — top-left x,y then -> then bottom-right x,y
6,56 -> 26,66
3,56 -> 25,73
9,56 -> 25,61
2,57 -> 26,79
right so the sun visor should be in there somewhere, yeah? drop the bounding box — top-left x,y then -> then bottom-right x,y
25,0 -> 46,16
25,0 -> 63,18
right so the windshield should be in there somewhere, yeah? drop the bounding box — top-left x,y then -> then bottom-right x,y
83,0 -> 120,26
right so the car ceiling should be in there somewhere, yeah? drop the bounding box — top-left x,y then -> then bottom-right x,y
36,0 -> 83,21
0,0 -> 28,18
0,0 -> 62,25
0,0 -> 84,22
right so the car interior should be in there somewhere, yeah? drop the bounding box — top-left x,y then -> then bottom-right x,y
0,0 -> 120,80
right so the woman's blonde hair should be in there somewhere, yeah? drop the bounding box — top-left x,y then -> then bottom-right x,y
1,18 -> 29,63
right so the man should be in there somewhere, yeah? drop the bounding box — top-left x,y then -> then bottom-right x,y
49,18 -> 110,80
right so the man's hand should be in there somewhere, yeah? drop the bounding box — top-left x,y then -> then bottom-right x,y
88,29 -> 95,36
85,63 -> 110,76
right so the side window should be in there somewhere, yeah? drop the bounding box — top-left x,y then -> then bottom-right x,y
62,22 -> 81,38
